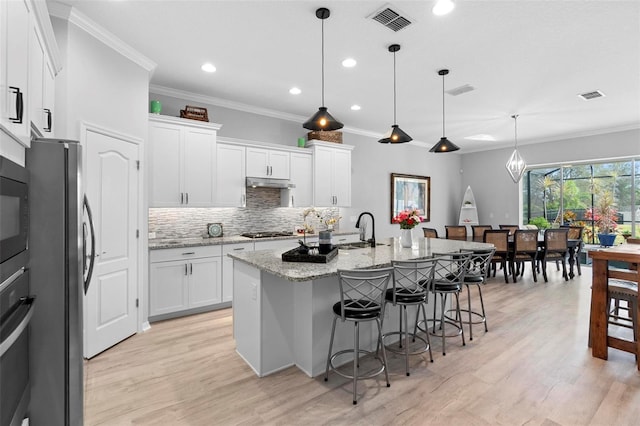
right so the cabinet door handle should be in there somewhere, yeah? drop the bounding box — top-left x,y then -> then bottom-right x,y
9,87 -> 23,124
291,195 -> 294,207
180,193 -> 184,204
184,264 -> 188,275
182,252 -> 195,255
185,192 -> 189,204
233,247 -> 245,251
44,108 -> 52,132
189,263 -> 193,275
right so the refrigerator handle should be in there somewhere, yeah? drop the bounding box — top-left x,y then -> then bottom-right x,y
83,195 -> 96,294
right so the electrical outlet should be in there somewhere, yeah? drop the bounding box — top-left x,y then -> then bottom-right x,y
350,215 -> 357,222
251,283 -> 257,301
148,232 -> 156,239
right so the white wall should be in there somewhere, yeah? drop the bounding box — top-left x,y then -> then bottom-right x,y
460,128 -> 640,227
150,92 -> 464,238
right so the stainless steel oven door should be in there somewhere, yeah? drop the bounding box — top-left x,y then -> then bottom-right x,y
0,270 -> 34,426
0,157 -> 29,284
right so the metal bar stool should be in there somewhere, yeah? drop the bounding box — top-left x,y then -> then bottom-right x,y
418,252 -> 471,355
324,267 -> 394,405
459,248 -> 495,341
380,258 -> 437,376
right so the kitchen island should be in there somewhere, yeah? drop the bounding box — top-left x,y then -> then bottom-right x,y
229,236 -> 493,377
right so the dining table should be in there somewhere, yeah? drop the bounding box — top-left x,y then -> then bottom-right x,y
468,235 -> 582,279
588,244 -> 640,369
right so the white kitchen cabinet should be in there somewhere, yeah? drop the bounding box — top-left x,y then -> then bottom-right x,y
246,147 -> 290,179
307,141 -> 353,207
148,115 -> 222,207
0,0 -> 31,146
222,242 -> 254,303
29,21 -> 56,137
216,142 -> 246,207
284,151 -> 313,207
149,246 -> 223,319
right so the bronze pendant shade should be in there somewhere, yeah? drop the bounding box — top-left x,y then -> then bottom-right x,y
379,44 -> 412,144
303,8 -> 343,131
429,69 -> 460,153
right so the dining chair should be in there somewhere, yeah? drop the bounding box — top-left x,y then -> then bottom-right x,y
539,228 -> 569,282
510,229 -> 540,283
324,267 -> 394,404
445,225 -> 467,240
471,225 -> 493,240
483,230 -> 510,283
422,227 -> 439,238
499,224 -> 519,236
566,226 -> 584,276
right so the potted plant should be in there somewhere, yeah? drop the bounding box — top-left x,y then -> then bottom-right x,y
586,190 -> 618,247
528,216 -> 550,230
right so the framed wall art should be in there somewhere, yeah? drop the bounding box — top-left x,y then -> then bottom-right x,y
390,173 -> 431,223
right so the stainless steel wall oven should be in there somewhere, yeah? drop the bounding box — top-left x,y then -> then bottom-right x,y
0,156 -> 29,284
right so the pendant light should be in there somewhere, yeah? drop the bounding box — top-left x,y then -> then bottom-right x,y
303,8 -> 343,131
430,69 -> 460,153
379,44 -> 412,144
506,114 -> 527,183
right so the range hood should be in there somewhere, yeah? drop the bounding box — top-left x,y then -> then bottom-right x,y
246,177 -> 296,189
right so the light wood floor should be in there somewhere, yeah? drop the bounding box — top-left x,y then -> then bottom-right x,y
84,265 -> 640,425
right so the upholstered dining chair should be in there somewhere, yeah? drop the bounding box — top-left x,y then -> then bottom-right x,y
483,230 -> 510,283
471,225 -> 493,240
445,225 -> 467,240
422,228 -> 439,238
510,229 -> 540,283
539,228 -> 569,282
499,224 -> 519,236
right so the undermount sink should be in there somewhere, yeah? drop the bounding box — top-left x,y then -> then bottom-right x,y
337,242 -> 386,250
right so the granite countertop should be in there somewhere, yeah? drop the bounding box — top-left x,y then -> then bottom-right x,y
148,230 -> 358,250
227,237 -> 494,282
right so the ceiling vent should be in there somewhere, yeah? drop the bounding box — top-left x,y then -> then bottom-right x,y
368,4 -> 413,32
446,84 -> 475,96
579,90 -> 605,100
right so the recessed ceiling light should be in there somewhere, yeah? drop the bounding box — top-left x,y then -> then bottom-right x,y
201,63 -> 216,73
350,105 -> 361,111
464,134 -> 496,141
342,58 -> 357,68
289,87 -> 301,95
432,0 -> 455,16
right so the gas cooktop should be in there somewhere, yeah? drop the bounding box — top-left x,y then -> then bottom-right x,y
241,231 -> 294,239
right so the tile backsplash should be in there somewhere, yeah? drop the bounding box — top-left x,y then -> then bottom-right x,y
149,187 -> 340,239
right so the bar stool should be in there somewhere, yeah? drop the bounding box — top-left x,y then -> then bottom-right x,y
324,267 -> 394,405
419,252 -> 471,355
380,258 -> 437,376
459,249 -> 495,341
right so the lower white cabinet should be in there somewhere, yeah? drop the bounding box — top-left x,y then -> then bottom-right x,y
222,242 -> 254,303
149,246 -> 222,319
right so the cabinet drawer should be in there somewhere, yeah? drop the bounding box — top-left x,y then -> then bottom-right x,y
150,245 -> 222,263
222,242 -> 254,256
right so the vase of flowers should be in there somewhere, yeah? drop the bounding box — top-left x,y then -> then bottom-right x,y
392,208 -> 423,248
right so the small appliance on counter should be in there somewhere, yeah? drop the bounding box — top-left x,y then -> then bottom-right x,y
207,223 -> 223,238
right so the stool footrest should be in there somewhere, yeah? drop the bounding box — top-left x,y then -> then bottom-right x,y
382,332 -> 430,356
328,349 -> 386,381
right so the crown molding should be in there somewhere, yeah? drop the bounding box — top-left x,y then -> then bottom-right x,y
149,84 -> 384,140
48,1 -> 156,73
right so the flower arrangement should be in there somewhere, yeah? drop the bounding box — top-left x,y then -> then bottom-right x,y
392,208 -> 423,229
302,207 -> 341,231
562,210 -> 576,223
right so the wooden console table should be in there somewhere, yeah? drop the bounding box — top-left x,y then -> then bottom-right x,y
589,244 -> 640,369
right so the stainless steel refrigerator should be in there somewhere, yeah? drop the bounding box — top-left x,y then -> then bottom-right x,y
26,138 -> 94,425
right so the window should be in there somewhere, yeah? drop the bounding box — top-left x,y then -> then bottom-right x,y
522,158 -> 639,244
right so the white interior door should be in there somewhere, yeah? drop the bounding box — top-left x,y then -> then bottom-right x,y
84,127 -> 139,358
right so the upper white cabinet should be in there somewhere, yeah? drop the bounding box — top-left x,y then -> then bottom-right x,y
246,147 -> 290,179
286,151 -> 313,207
148,115 -> 222,207
0,0 -> 59,146
29,21 -> 56,137
1,0 -> 31,145
308,141 -> 353,207
215,142 -> 246,207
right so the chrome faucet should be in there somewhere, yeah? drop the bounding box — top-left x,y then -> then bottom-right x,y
355,212 -> 376,247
